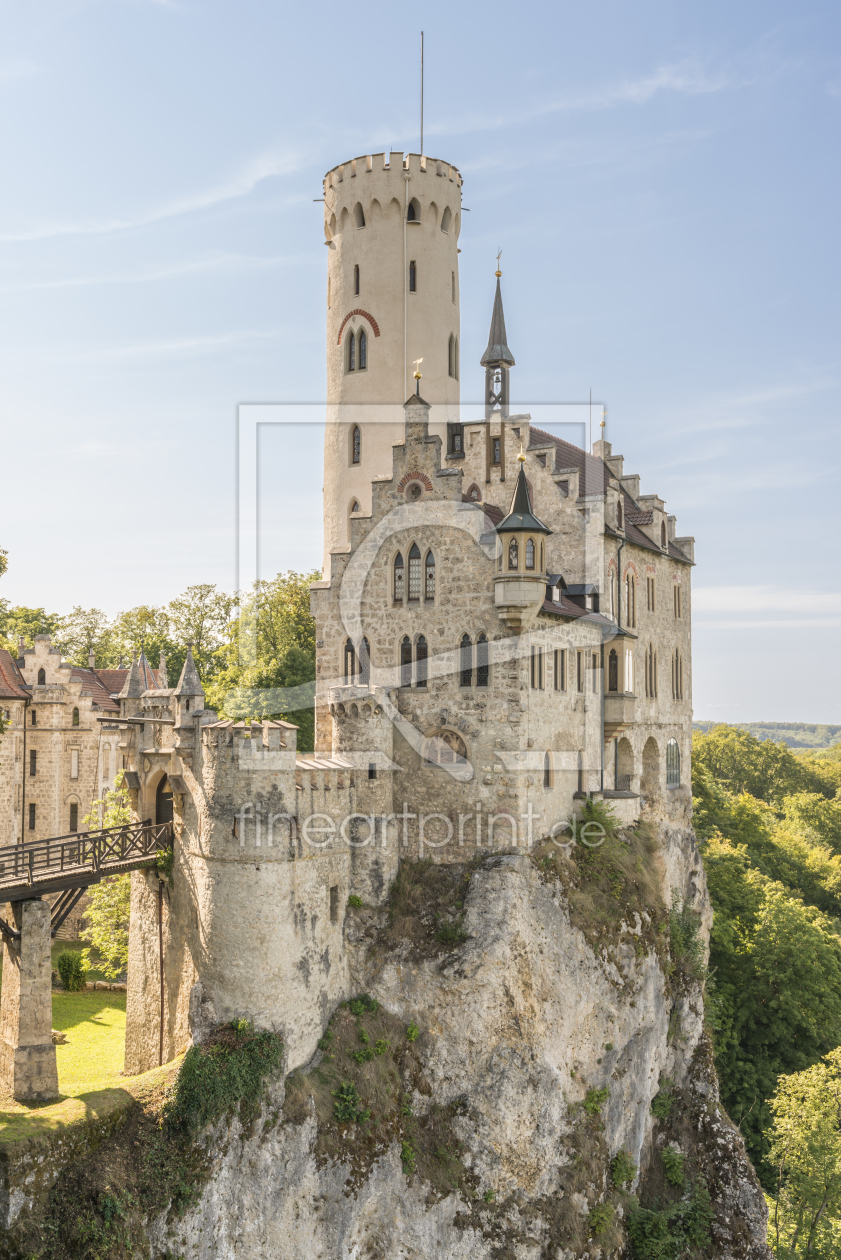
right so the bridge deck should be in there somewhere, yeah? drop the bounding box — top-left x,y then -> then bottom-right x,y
0,820 -> 171,904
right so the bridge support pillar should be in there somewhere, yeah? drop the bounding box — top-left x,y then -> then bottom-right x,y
0,898 -> 59,1101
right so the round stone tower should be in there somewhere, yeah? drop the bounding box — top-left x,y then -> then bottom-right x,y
322,151 -> 463,569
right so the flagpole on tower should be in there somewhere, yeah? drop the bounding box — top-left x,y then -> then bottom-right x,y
420,32 -> 424,154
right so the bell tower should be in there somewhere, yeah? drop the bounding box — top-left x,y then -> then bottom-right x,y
321,152 -> 463,571
481,264 -> 515,418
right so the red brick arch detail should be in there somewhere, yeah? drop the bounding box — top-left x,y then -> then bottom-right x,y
337,309 -> 381,344
397,470 -> 434,493
622,560 -> 640,580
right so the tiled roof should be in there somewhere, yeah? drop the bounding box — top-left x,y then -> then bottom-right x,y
69,665 -> 161,712
527,425 -> 692,565
0,650 -> 27,699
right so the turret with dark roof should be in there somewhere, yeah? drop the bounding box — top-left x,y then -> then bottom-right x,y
496,458 -> 552,536
174,646 -> 204,697
480,276 -> 515,369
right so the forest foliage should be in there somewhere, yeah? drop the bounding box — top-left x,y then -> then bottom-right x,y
0,570 -> 319,751
694,725 -> 841,1256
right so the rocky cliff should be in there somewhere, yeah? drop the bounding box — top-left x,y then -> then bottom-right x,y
3,821 -> 772,1259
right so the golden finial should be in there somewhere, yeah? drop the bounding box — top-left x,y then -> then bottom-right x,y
413,356 -> 423,379
517,445 -> 526,464
600,407 -> 606,431
495,248 -> 502,278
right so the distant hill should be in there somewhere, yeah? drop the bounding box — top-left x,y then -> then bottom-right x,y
693,721 -> 841,750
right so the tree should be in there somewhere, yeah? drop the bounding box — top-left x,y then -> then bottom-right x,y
693,726 -> 814,807
167,583 -> 235,684
80,773 -> 132,979
0,602 -> 63,655
206,572 -> 318,751
109,604 -> 175,676
767,1049 -> 841,1257
55,606 -> 115,667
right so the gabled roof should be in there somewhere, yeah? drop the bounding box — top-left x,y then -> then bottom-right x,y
174,647 -> 204,697
0,649 -> 27,700
69,667 -> 120,712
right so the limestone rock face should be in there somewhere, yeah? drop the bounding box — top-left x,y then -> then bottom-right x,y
145,829 -> 771,1260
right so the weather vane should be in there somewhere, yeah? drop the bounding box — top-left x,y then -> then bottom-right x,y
413,357 -> 423,395
495,248 -> 502,278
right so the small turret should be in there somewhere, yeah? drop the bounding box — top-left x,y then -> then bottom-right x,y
481,267 -> 515,418
493,455 -> 552,632
174,645 -> 204,726
118,658 -> 146,700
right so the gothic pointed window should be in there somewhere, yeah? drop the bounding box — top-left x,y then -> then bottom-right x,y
37,668 -> 45,685
460,634 -> 472,688
359,638 -> 371,685
352,425 -> 361,464
508,538 -> 518,570
354,203 -> 365,228
393,552 -> 404,602
608,649 -> 618,692
666,738 -> 680,786
347,331 -> 356,372
409,260 -> 417,292
408,543 -> 421,601
407,198 -> 420,222
350,500 -> 359,514
343,639 -> 356,684
476,634 -> 489,687
72,707 -> 79,726
353,263 -> 360,294
525,538 -> 535,570
359,329 -> 367,370
416,636 -> 428,688
424,551 -> 435,601
400,636 -> 412,688
441,206 -> 452,233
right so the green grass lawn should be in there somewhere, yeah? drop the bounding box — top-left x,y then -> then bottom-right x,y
52,991 -> 127,1096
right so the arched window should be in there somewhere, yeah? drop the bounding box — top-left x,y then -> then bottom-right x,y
353,263 -> 360,294
626,573 -> 636,628
525,538 -> 535,570
661,521 -> 667,547
476,634 -> 489,687
359,328 -> 367,370
352,425 -> 361,464
448,334 -> 455,378
393,552 -> 404,602
409,260 -> 417,292
671,649 -> 684,700
69,802 -> 78,832
543,752 -> 553,790
617,499 -> 623,528
354,202 -> 365,228
72,707 -> 79,726
350,500 -> 359,514
408,543 -> 421,601
608,649 -> 618,692
459,634 -> 472,688
359,638 -> 371,685
416,636 -> 428,688
37,668 -> 45,685
425,730 -> 468,767
441,206 -> 452,233
347,330 -> 356,372
407,198 -> 420,222
508,538 -> 518,570
625,648 -> 635,694
400,636 -> 412,688
343,639 -> 356,684
424,551 -> 435,601
666,738 -> 680,786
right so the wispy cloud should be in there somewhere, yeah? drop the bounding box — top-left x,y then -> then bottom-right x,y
694,585 -> 841,614
0,151 -> 302,244
428,58 -> 736,141
0,252 -> 307,293
697,618 -> 841,630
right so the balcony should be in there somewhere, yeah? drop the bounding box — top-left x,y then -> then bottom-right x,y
604,692 -> 635,739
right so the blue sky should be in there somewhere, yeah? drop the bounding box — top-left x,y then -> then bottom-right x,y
0,0 -> 838,722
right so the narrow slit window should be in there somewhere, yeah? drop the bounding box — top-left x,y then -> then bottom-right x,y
352,425 -> 361,464
525,538 -> 535,570
69,803 -> 78,833
451,270 -> 455,301
343,639 -> 356,684
424,551 -> 435,601
359,329 -> 367,369
460,634 -> 472,688
28,802 -> 35,830
37,668 -> 46,685
416,636 -> 428,688
72,707 -> 79,726
476,634 -> 489,687
347,330 -> 355,372
408,543 -> 421,601
353,263 -> 360,294
330,885 -> 339,923
29,749 -> 36,776
400,636 -> 413,688
543,752 -> 552,789
577,651 -> 584,693
393,552 -> 404,601
409,260 -> 416,292
359,638 -> 371,685
591,652 -> 599,694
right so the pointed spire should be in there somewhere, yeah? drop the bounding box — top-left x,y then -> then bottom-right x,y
480,276 -> 515,368
174,645 -> 204,697
118,657 -> 146,699
496,456 -> 552,535
138,651 -> 156,692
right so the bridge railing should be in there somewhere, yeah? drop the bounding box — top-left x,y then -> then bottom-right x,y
0,819 -> 171,900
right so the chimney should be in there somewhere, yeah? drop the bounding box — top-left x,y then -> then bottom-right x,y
159,651 -> 168,688
88,649 -> 96,669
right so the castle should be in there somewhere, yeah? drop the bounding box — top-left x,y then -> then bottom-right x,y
117,151 -> 694,1075
0,151 -> 695,1090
